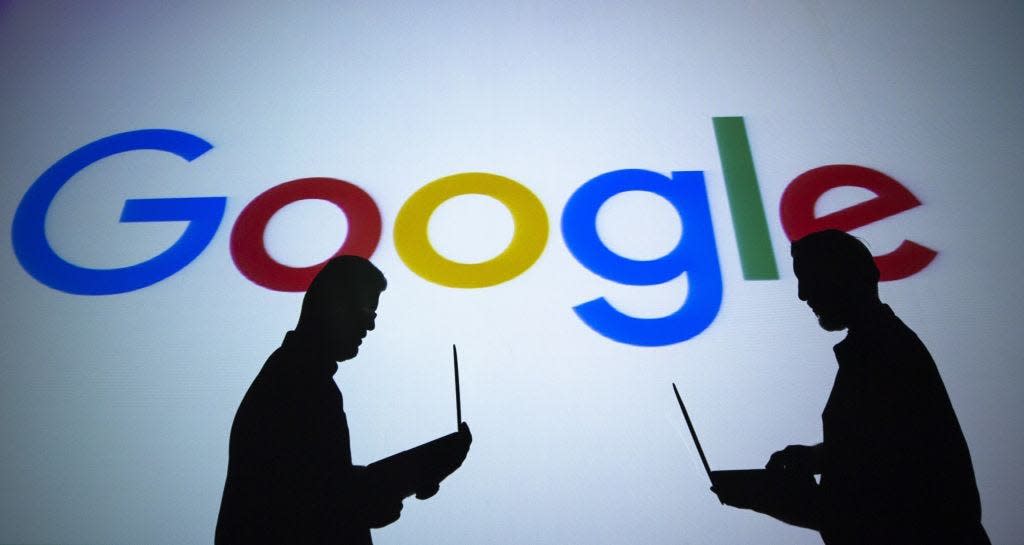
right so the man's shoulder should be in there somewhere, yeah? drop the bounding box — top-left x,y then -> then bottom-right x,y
884,312 -> 932,356
838,307 -> 934,369
238,344 -> 303,403
866,310 -> 940,381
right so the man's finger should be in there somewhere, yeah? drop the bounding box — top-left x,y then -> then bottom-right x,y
415,483 -> 440,500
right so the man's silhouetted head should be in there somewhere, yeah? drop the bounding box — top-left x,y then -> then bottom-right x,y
296,255 -> 387,361
791,230 -> 880,332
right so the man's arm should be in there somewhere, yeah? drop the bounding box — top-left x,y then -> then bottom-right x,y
345,465 -> 405,529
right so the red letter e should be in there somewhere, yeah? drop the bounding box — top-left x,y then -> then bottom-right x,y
780,164 -> 936,281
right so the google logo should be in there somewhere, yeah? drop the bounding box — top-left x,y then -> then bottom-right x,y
11,117 -> 937,346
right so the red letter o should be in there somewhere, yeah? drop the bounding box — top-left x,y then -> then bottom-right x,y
230,177 -> 382,291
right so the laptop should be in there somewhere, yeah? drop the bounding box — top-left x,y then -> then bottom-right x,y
366,345 -> 468,498
672,383 -> 821,527
671,383 -> 786,500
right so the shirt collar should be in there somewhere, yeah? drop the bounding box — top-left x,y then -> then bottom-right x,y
833,304 -> 898,364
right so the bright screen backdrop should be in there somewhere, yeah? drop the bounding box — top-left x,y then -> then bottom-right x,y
1,2 -> 1021,544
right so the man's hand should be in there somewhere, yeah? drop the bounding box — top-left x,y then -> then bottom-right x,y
711,469 -> 822,530
711,482 -> 757,509
766,444 -> 820,474
362,494 -> 404,529
414,422 -> 472,500
457,421 -> 472,456
414,482 -> 440,500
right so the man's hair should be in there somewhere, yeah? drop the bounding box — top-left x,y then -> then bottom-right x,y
791,229 -> 880,292
299,255 -> 387,324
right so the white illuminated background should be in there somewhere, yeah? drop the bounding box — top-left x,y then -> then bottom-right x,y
1,2 -> 1022,543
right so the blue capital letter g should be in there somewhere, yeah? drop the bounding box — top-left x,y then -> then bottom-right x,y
11,129 -> 226,295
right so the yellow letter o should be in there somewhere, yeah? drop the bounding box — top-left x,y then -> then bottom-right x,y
394,172 -> 548,288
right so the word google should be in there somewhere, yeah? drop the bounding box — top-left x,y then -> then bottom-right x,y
11,117 -> 937,346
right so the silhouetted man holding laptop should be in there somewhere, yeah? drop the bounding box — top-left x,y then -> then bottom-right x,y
713,230 -> 989,544
216,256 -> 471,544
